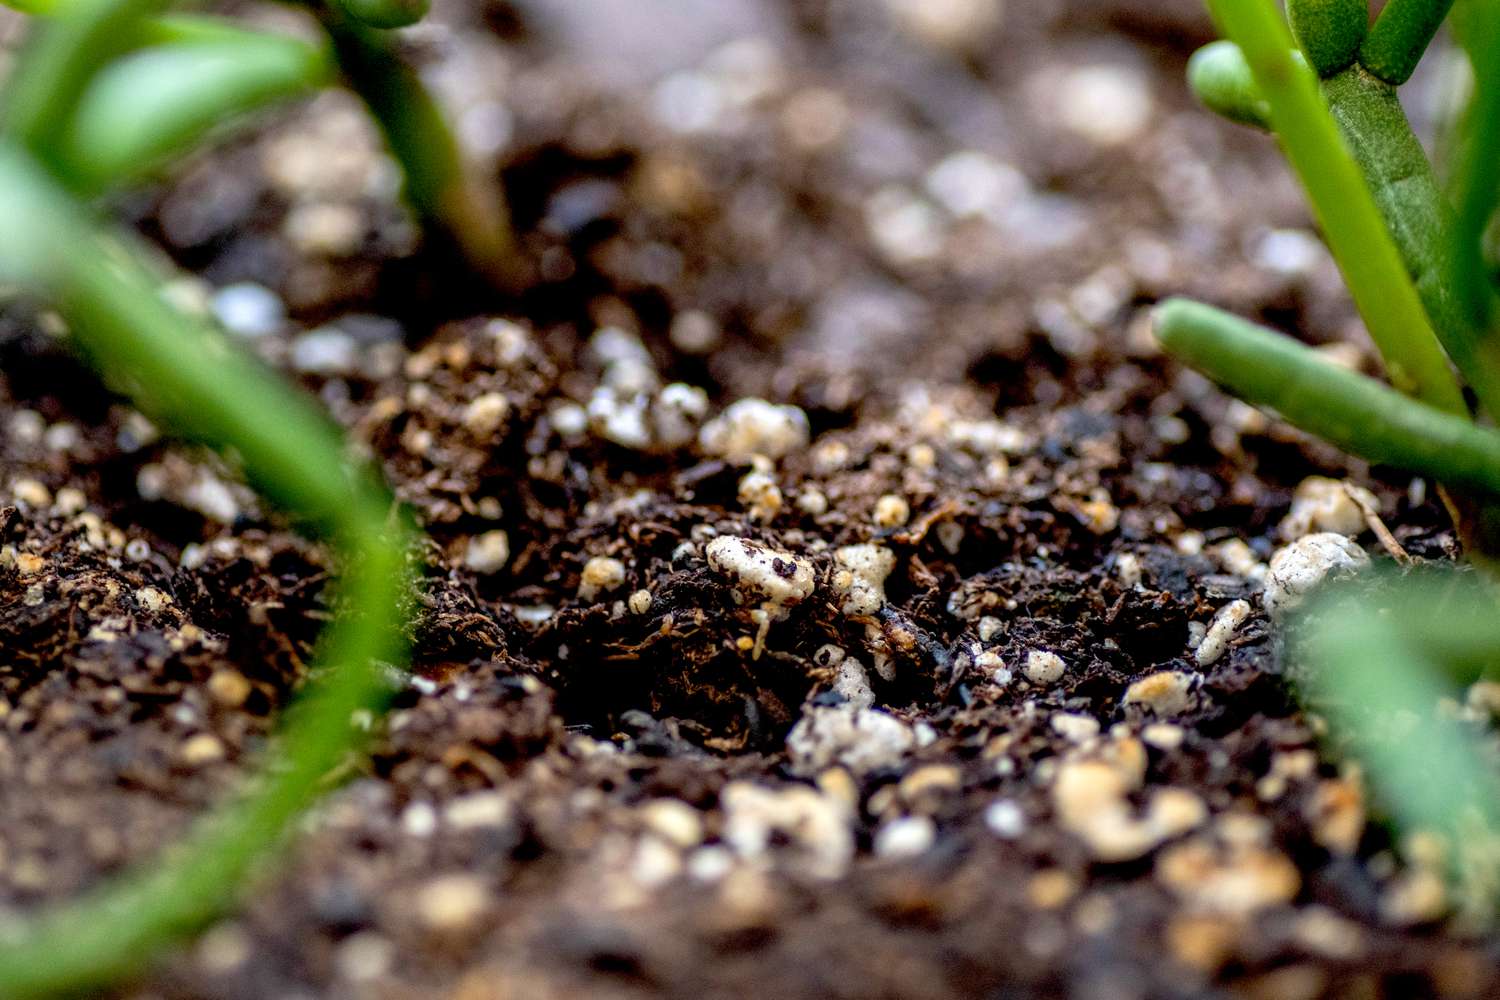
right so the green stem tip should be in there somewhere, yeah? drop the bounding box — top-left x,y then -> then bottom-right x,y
1154,298 -> 1500,497
0,137 -> 416,1000
1188,40 -> 1272,129
1288,0 -> 1369,77
1361,0 -> 1457,85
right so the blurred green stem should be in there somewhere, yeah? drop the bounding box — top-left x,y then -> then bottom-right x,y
1299,572 -> 1500,912
319,8 -> 524,290
2,0 -> 526,289
0,136 -> 414,1000
56,34 -> 334,194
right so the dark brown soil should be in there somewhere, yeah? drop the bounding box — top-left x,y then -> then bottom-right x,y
1,1 -> 1496,998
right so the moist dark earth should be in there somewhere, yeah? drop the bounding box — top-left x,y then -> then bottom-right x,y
1,1 -> 1497,997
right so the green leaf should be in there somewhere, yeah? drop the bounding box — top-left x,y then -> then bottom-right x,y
333,0 -> 430,30
1361,0 -> 1457,84
53,34 -> 332,194
321,10 -> 523,289
1187,40 -> 1272,129
1287,0 -> 1369,77
1155,298 -> 1500,496
1,0 -> 167,161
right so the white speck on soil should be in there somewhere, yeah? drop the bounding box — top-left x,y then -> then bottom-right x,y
831,543 -> 896,617
832,656 -> 876,711
579,555 -> 628,601
413,874 -> 490,932
1280,476 -> 1375,540
1123,671 -> 1195,717
1024,649 -> 1066,685
291,328 -> 358,375
1050,63 -> 1153,147
720,781 -> 853,880
211,282 -> 285,339
872,493 -> 911,528
463,531 -> 511,575
699,398 -> 810,461
785,705 -> 916,775
1195,600 -> 1251,667
1262,532 -> 1370,618
874,815 -> 937,859
705,536 -> 816,620
1051,713 -> 1101,744
985,799 -> 1027,839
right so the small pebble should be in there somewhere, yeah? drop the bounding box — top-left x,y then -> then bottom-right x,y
211,283 -> 285,338
10,478 -> 51,508
1280,476 -> 1375,540
885,0 -> 1002,51
1051,713 -> 1101,743
290,328 -> 358,376
1123,671 -> 1194,716
1195,600 -> 1251,667
738,471 -> 784,522
984,799 -> 1027,839
874,815 -> 937,859
1054,63 -> 1153,146
873,494 -> 911,529
464,531 -> 510,575
1024,649 -> 1066,685
669,310 -> 721,354
1263,533 -> 1370,618
831,543 -> 896,617
797,489 -> 829,516
443,792 -> 512,831
462,392 -> 511,436
786,705 -> 915,774
180,733 -> 225,766
705,537 -> 816,621
414,874 -> 489,933
699,399 -> 810,462
208,670 -> 252,708
579,556 -> 627,601
639,799 -> 704,849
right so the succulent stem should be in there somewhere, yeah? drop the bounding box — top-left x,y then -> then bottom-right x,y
1155,299 -> 1500,496
1204,0 -> 1467,416
1287,0 -> 1368,77
1361,0 -> 1458,84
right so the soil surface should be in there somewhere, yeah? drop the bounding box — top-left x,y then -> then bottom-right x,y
1,1 -> 1497,998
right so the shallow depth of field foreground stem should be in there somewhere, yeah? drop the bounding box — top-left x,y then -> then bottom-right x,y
0,0 -> 417,994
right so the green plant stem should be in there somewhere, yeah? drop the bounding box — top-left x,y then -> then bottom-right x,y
333,0 -> 429,29
1205,0 -> 1467,417
1319,66 -> 1500,422
1448,1 -> 1500,336
320,8 -> 524,291
56,34 -> 333,195
0,140 -> 413,999
1187,40 -> 1273,128
1362,0 -> 1457,84
1155,298 -> 1500,495
4,0 -> 527,290
1287,0 -> 1369,77
0,0 -> 166,165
